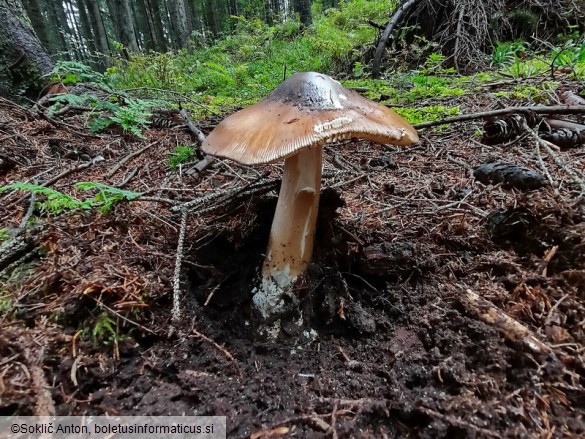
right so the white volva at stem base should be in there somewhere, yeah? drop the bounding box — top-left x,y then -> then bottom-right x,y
252,145 -> 323,322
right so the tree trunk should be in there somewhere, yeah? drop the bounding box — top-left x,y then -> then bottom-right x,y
168,0 -> 191,47
21,0 -> 50,49
0,0 -> 54,99
86,0 -> 111,58
141,0 -> 166,51
45,0 -> 69,58
204,0 -> 219,37
292,0 -> 311,26
76,0 -> 97,55
55,0 -> 79,58
65,0 -> 87,60
115,0 -> 139,52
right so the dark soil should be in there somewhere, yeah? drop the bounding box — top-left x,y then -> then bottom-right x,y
1,80 -> 585,438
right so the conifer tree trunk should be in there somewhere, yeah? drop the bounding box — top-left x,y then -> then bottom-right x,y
65,0 -> 87,60
77,0 -> 97,55
0,0 -> 54,98
168,0 -> 191,47
21,0 -> 50,49
86,0 -> 110,57
141,0 -> 166,51
46,0 -> 70,58
114,0 -> 139,52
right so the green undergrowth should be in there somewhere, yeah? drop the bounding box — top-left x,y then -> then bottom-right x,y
168,145 -> 197,169
45,4 -> 584,129
105,0 -> 398,117
0,182 -> 142,215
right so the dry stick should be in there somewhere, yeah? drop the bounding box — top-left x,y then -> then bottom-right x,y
192,328 -> 243,378
525,125 -> 585,194
413,105 -> 585,129
521,121 -> 559,193
179,108 -> 216,175
461,289 -> 552,355
179,108 -> 206,144
559,90 -> 585,106
106,140 -> 159,179
171,209 -> 188,324
116,166 -> 139,188
452,6 -> 465,72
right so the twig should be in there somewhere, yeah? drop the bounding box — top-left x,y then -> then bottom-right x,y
413,105 -> 585,129
171,209 -> 188,324
17,189 -> 37,234
179,108 -> 217,175
116,167 -> 139,188
93,298 -> 157,335
372,0 -> 422,78
524,124 -> 585,194
192,328 -> 243,378
417,406 -> 500,438
461,289 -> 552,355
106,140 -> 159,179
179,108 -> 206,144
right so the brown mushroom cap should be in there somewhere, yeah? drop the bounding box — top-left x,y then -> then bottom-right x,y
201,72 -> 419,165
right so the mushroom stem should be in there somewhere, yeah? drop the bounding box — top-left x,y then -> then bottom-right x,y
252,145 -> 323,319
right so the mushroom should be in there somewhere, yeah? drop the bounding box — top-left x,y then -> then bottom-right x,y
201,72 -> 418,329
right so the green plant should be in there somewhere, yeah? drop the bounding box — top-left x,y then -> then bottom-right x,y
394,105 -> 460,125
90,98 -> 155,138
506,58 -> 547,78
0,183 -> 93,214
0,295 -> 12,314
168,146 -> 196,169
76,182 -> 142,213
551,34 -> 585,68
50,61 -> 104,85
492,41 -> 527,67
0,229 -> 9,242
0,182 -> 142,215
90,312 -> 119,346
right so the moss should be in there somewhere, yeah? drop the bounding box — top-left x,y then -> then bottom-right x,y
394,105 -> 461,125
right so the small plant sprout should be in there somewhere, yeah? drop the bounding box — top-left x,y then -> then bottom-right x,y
202,72 -> 418,338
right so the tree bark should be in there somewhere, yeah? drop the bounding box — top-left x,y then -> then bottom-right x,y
21,0 -> 50,49
141,0 -> 166,51
204,0 -> 219,38
0,0 -> 54,99
168,0 -> 191,47
115,0 -> 139,52
45,0 -> 69,58
86,0 -> 111,58
76,0 -> 97,55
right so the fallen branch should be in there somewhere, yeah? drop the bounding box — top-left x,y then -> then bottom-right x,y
171,209 -> 188,324
461,289 -> 552,355
179,108 -> 216,174
413,105 -> 585,130
372,0 -> 422,78
106,140 -> 159,179
559,90 -> 585,106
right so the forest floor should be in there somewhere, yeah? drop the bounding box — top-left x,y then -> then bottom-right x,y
1,75 -> 585,438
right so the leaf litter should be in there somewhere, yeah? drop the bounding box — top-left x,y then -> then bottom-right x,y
1,78 -> 585,437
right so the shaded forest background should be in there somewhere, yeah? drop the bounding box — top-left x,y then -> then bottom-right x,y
1,0 -> 584,102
